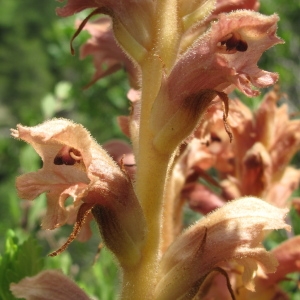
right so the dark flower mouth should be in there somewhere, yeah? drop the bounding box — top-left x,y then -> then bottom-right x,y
54,146 -> 82,165
218,32 -> 248,53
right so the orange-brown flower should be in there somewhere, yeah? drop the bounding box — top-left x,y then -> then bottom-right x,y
225,90 -> 300,206
12,119 -> 145,265
181,90 -> 300,215
254,236 -> 300,298
57,1 -> 282,159
155,197 -> 290,299
149,11 -> 282,155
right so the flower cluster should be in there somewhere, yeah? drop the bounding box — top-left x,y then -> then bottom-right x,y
173,89 -> 300,216
10,0 -> 299,299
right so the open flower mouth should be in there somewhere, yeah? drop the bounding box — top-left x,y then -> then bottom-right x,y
54,146 -> 83,166
218,32 -> 248,53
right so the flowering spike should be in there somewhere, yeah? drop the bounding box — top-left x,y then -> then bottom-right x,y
12,1 -> 293,299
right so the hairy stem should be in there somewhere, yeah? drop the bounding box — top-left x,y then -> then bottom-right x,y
121,0 -> 180,296
121,54 -> 172,299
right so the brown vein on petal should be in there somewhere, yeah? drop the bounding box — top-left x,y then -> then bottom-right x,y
217,92 -> 233,143
212,267 -> 236,300
196,227 -> 208,255
49,203 -> 94,257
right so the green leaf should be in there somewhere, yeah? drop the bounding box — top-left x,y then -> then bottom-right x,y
55,81 -> 72,100
79,247 -> 119,300
41,93 -> 56,119
0,230 -> 44,300
19,144 -> 40,173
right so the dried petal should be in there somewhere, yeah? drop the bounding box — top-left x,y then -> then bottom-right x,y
266,167 -> 300,208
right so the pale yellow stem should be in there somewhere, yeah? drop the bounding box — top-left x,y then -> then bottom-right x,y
121,54 -> 172,299
120,0 -> 181,297
155,0 -> 181,72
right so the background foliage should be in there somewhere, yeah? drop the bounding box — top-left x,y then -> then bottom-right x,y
0,1 -> 299,299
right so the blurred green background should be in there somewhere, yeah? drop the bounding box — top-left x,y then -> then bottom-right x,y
0,1 -> 299,299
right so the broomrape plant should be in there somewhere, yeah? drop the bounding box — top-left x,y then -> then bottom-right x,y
9,0 -> 300,299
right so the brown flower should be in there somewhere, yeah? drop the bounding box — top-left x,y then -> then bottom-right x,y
12,119 -> 145,265
155,197 -> 290,299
